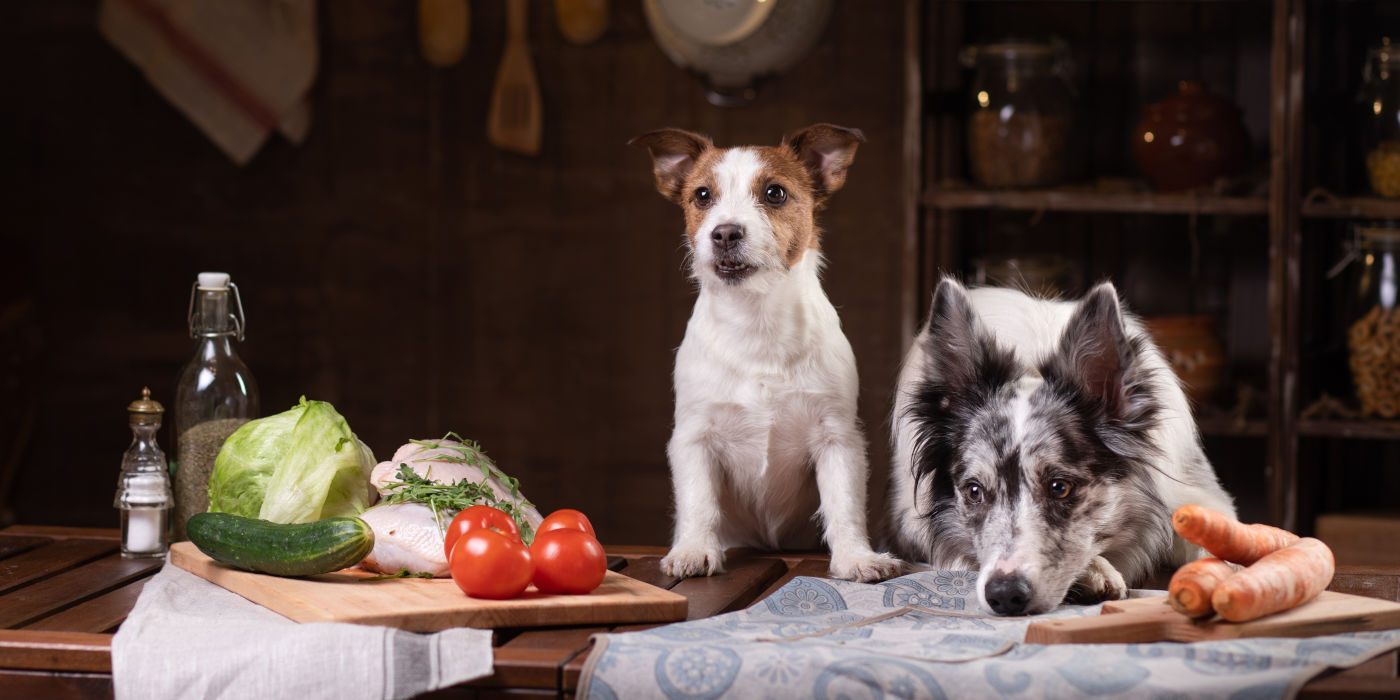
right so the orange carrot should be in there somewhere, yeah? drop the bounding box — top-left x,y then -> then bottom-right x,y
1167,556 -> 1236,618
1171,504 -> 1299,565
1210,537 -> 1335,622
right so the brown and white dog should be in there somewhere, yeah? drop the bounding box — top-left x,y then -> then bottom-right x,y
629,124 -> 899,582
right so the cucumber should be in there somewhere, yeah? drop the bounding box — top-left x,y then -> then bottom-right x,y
186,512 -> 374,577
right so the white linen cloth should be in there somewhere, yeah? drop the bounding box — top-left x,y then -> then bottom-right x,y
112,562 -> 493,700
98,0 -> 317,165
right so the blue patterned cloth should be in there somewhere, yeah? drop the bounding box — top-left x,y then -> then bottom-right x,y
577,570 -> 1400,699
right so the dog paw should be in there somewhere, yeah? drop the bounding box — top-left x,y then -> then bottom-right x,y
829,550 -> 903,583
1065,555 -> 1128,605
661,545 -> 725,578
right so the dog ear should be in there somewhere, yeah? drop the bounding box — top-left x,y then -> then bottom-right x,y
1055,282 -> 1135,415
784,123 -> 864,200
628,128 -> 712,204
925,277 -> 985,393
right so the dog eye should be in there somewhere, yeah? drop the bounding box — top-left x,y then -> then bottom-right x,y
764,184 -> 787,205
1048,479 -> 1073,499
963,482 -> 984,504
694,187 -> 713,208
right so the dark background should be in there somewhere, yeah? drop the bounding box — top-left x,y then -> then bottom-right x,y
2,1 -> 912,545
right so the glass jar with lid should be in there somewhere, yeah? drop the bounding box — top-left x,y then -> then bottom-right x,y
1345,226 -> 1400,417
1359,38 -> 1400,197
961,39 -> 1075,188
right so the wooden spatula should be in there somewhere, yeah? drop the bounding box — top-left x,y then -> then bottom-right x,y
487,0 -> 542,156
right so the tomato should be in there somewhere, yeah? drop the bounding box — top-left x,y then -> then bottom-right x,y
537,508 -> 596,538
529,528 -> 607,594
450,528 -> 535,599
444,505 -> 521,560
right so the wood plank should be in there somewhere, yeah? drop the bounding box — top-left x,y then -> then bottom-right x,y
0,539 -> 120,595
0,630 -> 114,672
169,542 -> 687,632
1332,566 -> 1400,603
609,557 -> 679,590
474,647 -> 574,690
0,553 -> 161,629
497,626 -> 602,692
1025,591 -> 1400,645
22,577 -> 151,633
0,526 -> 119,541
0,535 -> 51,560
671,556 -> 788,620
0,670 -> 114,699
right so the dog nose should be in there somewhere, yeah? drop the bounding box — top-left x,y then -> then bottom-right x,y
984,572 -> 1033,616
711,224 -> 744,249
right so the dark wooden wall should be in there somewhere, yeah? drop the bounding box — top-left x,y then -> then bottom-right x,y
2,2 -> 911,547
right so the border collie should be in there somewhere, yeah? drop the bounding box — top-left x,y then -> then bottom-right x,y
889,278 -> 1235,614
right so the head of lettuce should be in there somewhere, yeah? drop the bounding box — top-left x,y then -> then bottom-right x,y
207,397 -> 377,523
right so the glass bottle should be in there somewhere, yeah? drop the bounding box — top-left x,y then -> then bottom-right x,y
1345,226 -> 1400,417
962,39 -> 1075,188
172,272 -> 259,540
1359,38 -> 1400,197
115,387 -> 172,558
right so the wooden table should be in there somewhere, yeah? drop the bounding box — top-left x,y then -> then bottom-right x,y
1,525 -> 1397,698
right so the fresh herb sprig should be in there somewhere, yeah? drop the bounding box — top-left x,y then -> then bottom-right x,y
361,569 -> 437,581
379,433 -> 536,544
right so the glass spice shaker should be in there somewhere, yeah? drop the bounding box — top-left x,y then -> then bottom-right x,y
172,272 -> 259,540
115,387 -> 173,558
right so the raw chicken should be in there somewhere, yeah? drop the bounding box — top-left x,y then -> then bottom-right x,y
369,439 -> 543,531
358,502 -> 451,577
358,438 -> 543,577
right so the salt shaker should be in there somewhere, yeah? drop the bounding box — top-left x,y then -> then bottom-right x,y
115,387 -> 173,558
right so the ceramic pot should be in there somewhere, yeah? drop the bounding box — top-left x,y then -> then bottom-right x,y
1132,81 -> 1249,192
1143,315 -> 1225,407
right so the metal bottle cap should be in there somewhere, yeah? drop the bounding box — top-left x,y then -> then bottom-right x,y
127,387 -> 165,426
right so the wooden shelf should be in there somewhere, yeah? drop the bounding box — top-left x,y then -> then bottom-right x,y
1298,419 -> 1400,441
1196,415 -> 1269,438
923,184 -> 1269,216
1301,192 -> 1400,220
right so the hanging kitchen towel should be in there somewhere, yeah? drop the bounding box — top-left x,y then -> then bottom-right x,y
578,571 -> 1400,699
98,0 -> 318,165
112,562 -> 493,700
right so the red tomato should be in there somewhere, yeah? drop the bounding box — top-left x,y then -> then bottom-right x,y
450,529 -> 535,599
444,505 -> 521,560
529,529 -> 607,595
537,508 -> 596,538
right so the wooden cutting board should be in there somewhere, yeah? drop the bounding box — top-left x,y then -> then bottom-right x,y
170,542 -> 688,632
1024,591 -> 1400,644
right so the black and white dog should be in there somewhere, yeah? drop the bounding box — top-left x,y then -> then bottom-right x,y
889,278 -> 1236,615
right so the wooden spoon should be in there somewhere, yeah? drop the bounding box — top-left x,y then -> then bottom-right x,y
487,0 -> 542,156
418,0 -> 469,67
555,0 -> 608,45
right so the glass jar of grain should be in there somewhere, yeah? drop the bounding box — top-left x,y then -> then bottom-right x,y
962,39 -> 1074,188
1346,226 -> 1400,417
1360,38 -> 1400,197
172,272 -> 259,540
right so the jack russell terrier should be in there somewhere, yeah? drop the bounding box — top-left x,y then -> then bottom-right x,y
630,124 -> 900,582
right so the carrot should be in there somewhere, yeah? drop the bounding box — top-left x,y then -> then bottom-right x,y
1171,504 -> 1299,565
1210,537 -> 1335,622
1167,556 -> 1236,618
